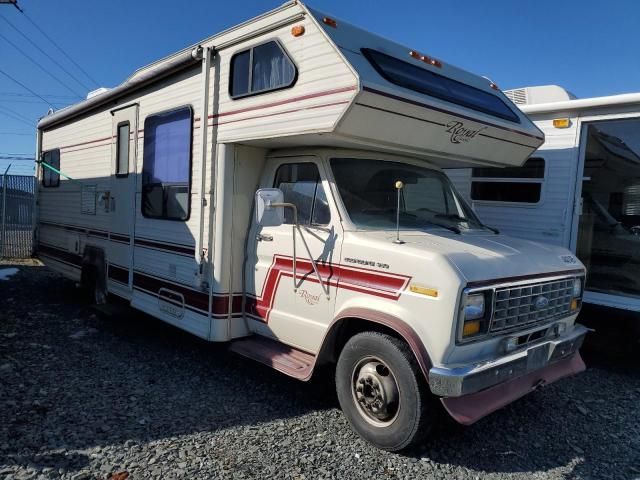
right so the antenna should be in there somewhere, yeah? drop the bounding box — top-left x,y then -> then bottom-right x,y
393,180 -> 404,244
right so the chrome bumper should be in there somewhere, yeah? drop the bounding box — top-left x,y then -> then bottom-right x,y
429,324 -> 589,397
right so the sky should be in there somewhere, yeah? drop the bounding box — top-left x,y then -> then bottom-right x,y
1,0 -> 639,176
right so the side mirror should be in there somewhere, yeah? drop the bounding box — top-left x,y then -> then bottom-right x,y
255,188 -> 285,227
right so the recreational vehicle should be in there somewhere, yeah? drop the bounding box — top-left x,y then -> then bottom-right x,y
448,85 -> 640,314
35,3 -> 588,451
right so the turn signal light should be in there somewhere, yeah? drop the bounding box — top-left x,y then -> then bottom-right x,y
291,25 -> 305,37
570,298 -> 579,311
323,17 -> 337,28
409,285 -> 438,298
463,320 -> 481,337
553,118 -> 571,129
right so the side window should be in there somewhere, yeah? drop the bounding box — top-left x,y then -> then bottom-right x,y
273,163 -> 330,226
470,157 -> 545,204
42,149 -> 60,188
142,106 -> 193,220
116,122 -> 130,176
230,40 -> 296,98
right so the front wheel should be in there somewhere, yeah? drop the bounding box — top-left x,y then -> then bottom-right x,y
335,331 -> 435,451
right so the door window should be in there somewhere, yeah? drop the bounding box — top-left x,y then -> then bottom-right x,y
577,118 -> 640,298
273,163 -> 330,226
42,149 -> 60,188
116,122 -> 130,176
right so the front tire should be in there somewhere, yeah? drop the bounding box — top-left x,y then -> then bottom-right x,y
335,331 -> 434,451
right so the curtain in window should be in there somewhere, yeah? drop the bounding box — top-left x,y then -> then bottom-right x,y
252,42 -> 295,92
143,108 -> 191,186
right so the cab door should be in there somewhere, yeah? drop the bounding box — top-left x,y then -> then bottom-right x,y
108,104 -> 138,296
245,157 -> 341,353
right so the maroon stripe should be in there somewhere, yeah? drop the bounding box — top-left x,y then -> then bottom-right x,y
210,101 -> 350,127
132,271 -> 209,312
134,238 -> 195,256
38,243 -> 82,267
108,264 -> 129,284
208,85 -> 357,119
362,86 -> 543,143
111,233 -> 129,243
59,135 -> 113,151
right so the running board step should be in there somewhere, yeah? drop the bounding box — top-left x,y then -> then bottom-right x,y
229,336 -> 316,381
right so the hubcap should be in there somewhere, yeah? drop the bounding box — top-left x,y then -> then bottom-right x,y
351,357 -> 400,426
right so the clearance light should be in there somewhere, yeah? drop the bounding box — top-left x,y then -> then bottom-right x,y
553,118 -> 571,129
489,82 -> 500,90
420,55 -> 442,68
463,320 -> 481,337
409,50 -> 421,60
570,298 -> 579,311
291,25 -> 306,37
409,285 -> 438,298
323,17 -> 337,28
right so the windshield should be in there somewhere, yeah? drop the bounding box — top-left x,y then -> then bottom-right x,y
331,157 -> 485,233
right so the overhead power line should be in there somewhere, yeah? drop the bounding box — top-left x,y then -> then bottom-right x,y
0,68 -> 53,108
0,105 -> 35,126
20,9 -> 100,88
0,132 -> 32,136
0,156 -> 35,161
0,92 -> 78,99
0,32 -> 84,98
0,14 -> 91,92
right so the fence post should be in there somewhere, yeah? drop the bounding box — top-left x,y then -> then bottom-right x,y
1,164 -> 9,258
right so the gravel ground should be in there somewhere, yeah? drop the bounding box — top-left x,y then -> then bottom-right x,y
1,260 -> 639,480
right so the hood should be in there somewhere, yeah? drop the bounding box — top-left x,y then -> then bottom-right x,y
354,230 -> 584,283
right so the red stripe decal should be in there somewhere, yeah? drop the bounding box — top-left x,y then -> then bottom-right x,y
246,255 -> 410,323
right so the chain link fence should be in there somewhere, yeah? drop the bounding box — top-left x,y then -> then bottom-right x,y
0,174 -> 36,258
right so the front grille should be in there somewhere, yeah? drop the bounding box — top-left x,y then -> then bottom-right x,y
490,278 -> 574,333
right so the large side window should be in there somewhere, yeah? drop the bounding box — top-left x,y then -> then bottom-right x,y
116,122 -> 130,176
230,40 -> 296,99
273,163 -> 330,226
42,149 -> 60,188
470,157 -> 545,204
142,106 -> 193,220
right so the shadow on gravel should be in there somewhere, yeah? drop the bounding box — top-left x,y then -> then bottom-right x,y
1,262 -> 639,479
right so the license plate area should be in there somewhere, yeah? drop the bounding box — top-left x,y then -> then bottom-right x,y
526,343 -> 550,370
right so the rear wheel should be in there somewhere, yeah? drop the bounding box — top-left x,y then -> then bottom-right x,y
335,331 -> 434,451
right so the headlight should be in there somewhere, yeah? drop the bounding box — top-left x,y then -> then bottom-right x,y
459,291 -> 491,341
572,278 -> 582,298
464,293 -> 485,320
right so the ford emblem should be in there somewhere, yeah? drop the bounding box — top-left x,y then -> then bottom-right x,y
533,296 -> 549,310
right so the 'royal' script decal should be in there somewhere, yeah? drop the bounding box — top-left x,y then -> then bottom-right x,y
445,121 -> 487,144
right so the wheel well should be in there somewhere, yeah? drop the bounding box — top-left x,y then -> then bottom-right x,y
318,318 -> 415,365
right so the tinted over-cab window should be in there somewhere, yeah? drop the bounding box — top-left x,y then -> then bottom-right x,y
230,41 -> 296,98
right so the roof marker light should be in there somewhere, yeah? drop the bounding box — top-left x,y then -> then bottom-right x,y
553,118 -> 571,128
409,50 -> 421,59
421,55 -> 442,68
291,25 -> 305,37
490,82 -> 500,90
323,17 -> 337,28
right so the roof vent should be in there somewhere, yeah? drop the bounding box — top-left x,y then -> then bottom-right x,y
503,85 -> 577,105
86,87 -> 110,100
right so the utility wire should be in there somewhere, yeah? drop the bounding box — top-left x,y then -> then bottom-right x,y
0,103 -> 38,123
0,156 -> 35,161
19,9 -> 100,88
0,106 -> 35,126
0,14 -> 92,92
0,110 -> 33,127
0,68 -> 54,108
0,92 -> 77,99
0,32 -> 84,98
0,132 -> 32,136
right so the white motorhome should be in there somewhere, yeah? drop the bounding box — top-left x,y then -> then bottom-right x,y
448,85 -> 640,313
35,4 -> 588,451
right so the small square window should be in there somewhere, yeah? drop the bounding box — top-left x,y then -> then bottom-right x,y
273,163 -> 330,226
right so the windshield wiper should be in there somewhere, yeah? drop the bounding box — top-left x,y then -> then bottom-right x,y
435,213 -> 499,234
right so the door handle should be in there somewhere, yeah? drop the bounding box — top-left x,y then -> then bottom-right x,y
256,233 -> 273,242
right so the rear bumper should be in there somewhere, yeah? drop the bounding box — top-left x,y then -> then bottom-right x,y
428,324 -> 588,397
441,352 -> 585,425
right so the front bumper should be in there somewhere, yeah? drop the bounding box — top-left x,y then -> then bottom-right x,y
429,324 -> 589,397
